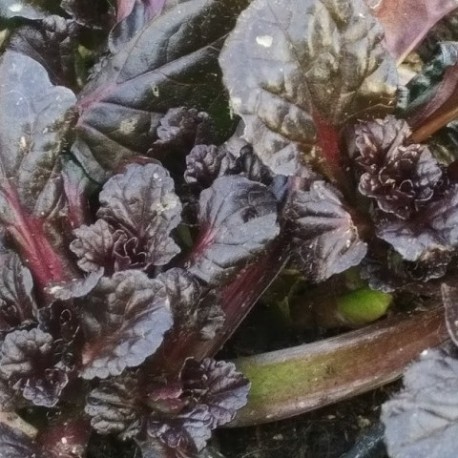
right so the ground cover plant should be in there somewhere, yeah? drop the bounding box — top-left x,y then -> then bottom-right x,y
1,0 -> 458,457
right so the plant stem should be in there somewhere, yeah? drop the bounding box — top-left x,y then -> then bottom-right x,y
228,306 -> 448,427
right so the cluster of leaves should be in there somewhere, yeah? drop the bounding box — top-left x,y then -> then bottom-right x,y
0,0 -> 458,457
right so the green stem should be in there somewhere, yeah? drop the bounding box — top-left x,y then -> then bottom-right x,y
229,307 -> 448,427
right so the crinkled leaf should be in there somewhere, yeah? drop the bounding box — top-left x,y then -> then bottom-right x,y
188,176 -> 280,285
70,220 -> 129,273
376,186 -> 458,261
352,116 -> 443,220
382,349 -> 458,458
158,268 -> 224,340
96,163 -> 182,268
80,270 -> 173,379
148,108 -> 214,164
368,0 -> 458,62
401,42 -> 458,142
0,328 -> 68,407
0,251 -> 38,335
0,424 -> 43,458
147,405 -> 213,454
182,358 -> 250,428
289,181 -> 367,282
442,284 -> 458,346
219,0 -> 397,175
0,51 -> 76,288
184,144 -> 237,189
86,374 -> 142,437
8,16 -> 80,88
361,248 -> 453,293
72,0 -> 249,182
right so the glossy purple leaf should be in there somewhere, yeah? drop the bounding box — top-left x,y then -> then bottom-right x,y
80,270 -> 173,379
376,186 -> 458,261
97,163 -> 182,268
289,181 -> 367,282
382,348 -> 458,458
72,0 -> 249,182
158,268 -> 224,340
352,116 -> 443,220
8,16 -> 80,88
0,251 -> 38,335
85,373 -> 142,437
219,0 -> 397,176
188,176 -> 280,285
182,358 -> 250,428
0,329 -> 68,407
0,424 -> 43,458
369,0 -> 458,62
0,50 -> 76,289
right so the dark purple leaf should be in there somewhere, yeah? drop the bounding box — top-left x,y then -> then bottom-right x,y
441,284 -> 458,346
402,42 -> 458,143
85,374 -> 142,437
188,176 -> 280,285
0,251 -> 38,335
149,108 -> 214,162
184,144 -> 237,189
382,348 -> 458,458
147,405 -> 213,454
96,163 -> 182,268
45,269 -> 104,301
0,50 -> 76,289
234,145 -> 272,185
70,220 -> 129,273
352,116 -> 443,219
61,0 -> 113,28
80,270 -> 173,379
158,268 -> 224,340
289,181 -> 367,282
0,423 -> 43,458
361,248 -> 453,293
0,328 -> 68,407
376,186 -> 458,261
182,358 -> 250,428
110,0 -> 167,51
8,16 -> 80,88
369,0 -> 458,62
145,357 -> 249,454
72,0 -> 249,182
219,0 -> 397,176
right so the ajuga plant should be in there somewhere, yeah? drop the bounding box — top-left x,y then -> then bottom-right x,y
0,0 -> 458,457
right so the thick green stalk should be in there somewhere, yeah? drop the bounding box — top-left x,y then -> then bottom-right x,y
230,307 -> 447,427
